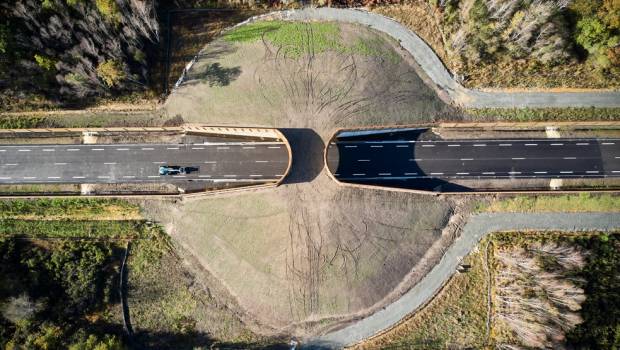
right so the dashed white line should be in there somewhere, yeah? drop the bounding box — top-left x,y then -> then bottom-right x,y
550,143 -> 564,146
586,171 -> 599,174
613,171 -> 620,173
268,146 -> 281,149
460,158 -> 474,161
255,160 -> 269,163
0,150 -> 4,152
430,172 -> 444,175
24,177 -> 37,179
142,147 -> 154,150
0,177 -> 11,180
563,157 -> 577,160
48,176 -> 60,179
534,171 -> 547,174
116,148 -> 129,151
104,162 -> 116,165
72,176 -> 85,179
345,145 -> 357,148
396,145 -> 409,148
473,144 -> 486,147
67,148 -> 79,151
217,147 -> 230,150
167,147 -> 179,150
602,142 -> 615,145
92,148 -> 104,151
371,145 -> 384,148
42,149 -> 55,152
204,161 -> 217,164
378,173 -> 392,176
249,175 -> 263,177
421,145 -> 434,148
199,175 -> 212,178
524,143 -> 537,146
508,171 -> 522,175
456,172 -> 469,175
499,144 -> 512,147
560,171 -> 573,174
357,159 -> 370,162
18,149 -> 30,152
353,173 -> 366,176
576,143 -> 589,146
512,158 -> 525,160
123,176 -> 136,178
152,162 -> 166,164
243,146 -> 256,149
192,147 -> 204,150
54,163 -> 67,165
148,175 -> 160,178
404,172 -> 418,175
97,176 -> 110,179
224,175 -> 236,177
172,175 -> 186,178
482,172 -> 495,175
448,144 -> 461,147
4,164 -> 17,166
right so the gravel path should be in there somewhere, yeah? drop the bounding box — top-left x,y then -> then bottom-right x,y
304,212 -> 620,348
252,7 -> 620,108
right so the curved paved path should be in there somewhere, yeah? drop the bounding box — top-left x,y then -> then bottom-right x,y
247,8 -> 620,108
304,212 -> 620,348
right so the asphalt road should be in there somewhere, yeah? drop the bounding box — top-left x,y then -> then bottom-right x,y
327,138 -> 620,181
0,142 -> 289,184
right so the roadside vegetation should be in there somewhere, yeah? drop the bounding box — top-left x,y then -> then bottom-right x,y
373,0 -> 620,89
465,107 -> 620,121
480,193 -> 620,213
356,231 -> 620,349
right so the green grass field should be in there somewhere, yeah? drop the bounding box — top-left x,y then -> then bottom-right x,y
480,193 -> 620,213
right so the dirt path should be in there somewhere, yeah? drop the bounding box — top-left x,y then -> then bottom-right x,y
250,8 -> 620,108
304,212 -> 620,348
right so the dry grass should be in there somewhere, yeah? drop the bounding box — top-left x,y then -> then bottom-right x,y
482,193 -> 620,213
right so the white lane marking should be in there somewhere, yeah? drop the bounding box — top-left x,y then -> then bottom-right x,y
73,176 -> 85,179
116,148 -> 129,151
249,175 -> 263,177
371,145 -> 384,148
0,150 -> 4,152
243,146 -> 256,149
396,145 -> 409,148
199,175 -> 212,178
224,175 -> 236,177
404,172 -> 418,175
42,149 -> 55,152
616,157 -> 620,159
483,172 -> 495,175
123,176 -> 136,178
217,147 -> 230,150
499,144 -> 512,146
255,160 -> 269,163
152,162 -> 166,164
460,158 -> 474,161
142,147 -> 154,150
410,158 -> 423,162
353,173 -> 366,176
104,162 -> 116,165
172,175 -> 186,178
148,175 -> 160,178
508,171 -> 522,175
576,143 -> 589,146
0,177 -> 11,179
92,148 -> 104,151
512,158 -> 525,160
67,148 -> 79,151
560,171 -> 573,174
54,163 -> 67,165
602,142 -> 615,145
4,163 -> 17,166
448,144 -> 461,147
192,147 -> 204,150
563,157 -> 577,160
534,171 -> 547,174
268,146 -> 281,149
525,143 -> 537,146
551,143 -> 564,146
345,145 -> 357,148
430,172 -> 444,175
456,172 -> 469,175
167,147 -> 179,150
48,176 -> 60,179
98,176 -> 110,179
378,173 -> 392,176
613,171 -> 620,173
586,171 -> 599,174
357,159 -> 370,162
421,145 -> 434,148
24,177 -> 37,179
204,161 -> 216,164
18,149 -> 30,152
473,144 -> 486,147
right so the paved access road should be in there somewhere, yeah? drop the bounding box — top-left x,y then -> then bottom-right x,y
0,142 -> 289,184
327,138 -> 620,181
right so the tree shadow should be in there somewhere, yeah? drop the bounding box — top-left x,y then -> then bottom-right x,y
130,330 -> 288,350
182,62 -> 241,87
279,128 -> 325,184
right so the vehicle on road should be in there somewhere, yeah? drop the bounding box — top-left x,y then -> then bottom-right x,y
159,165 -> 199,175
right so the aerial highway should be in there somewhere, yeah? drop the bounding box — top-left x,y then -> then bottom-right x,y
327,135 -> 620,184
0,142 -> 289,184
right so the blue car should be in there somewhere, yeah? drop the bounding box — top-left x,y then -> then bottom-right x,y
159,165 -> 187,175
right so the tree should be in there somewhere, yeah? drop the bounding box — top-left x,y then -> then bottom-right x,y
96,60 -> 125,88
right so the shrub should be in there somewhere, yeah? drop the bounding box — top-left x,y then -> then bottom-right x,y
95,0 -> 121,24
96,60 -> 126,87
34,54 -> 55,71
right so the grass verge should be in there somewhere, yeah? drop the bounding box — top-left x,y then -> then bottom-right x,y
0,219 -> 149,239
480,193 -> 620,213
465,107 -> 620,122
0,198 -> 141,220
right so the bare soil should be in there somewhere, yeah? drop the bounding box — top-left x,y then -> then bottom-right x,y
149,21 -> 464,337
